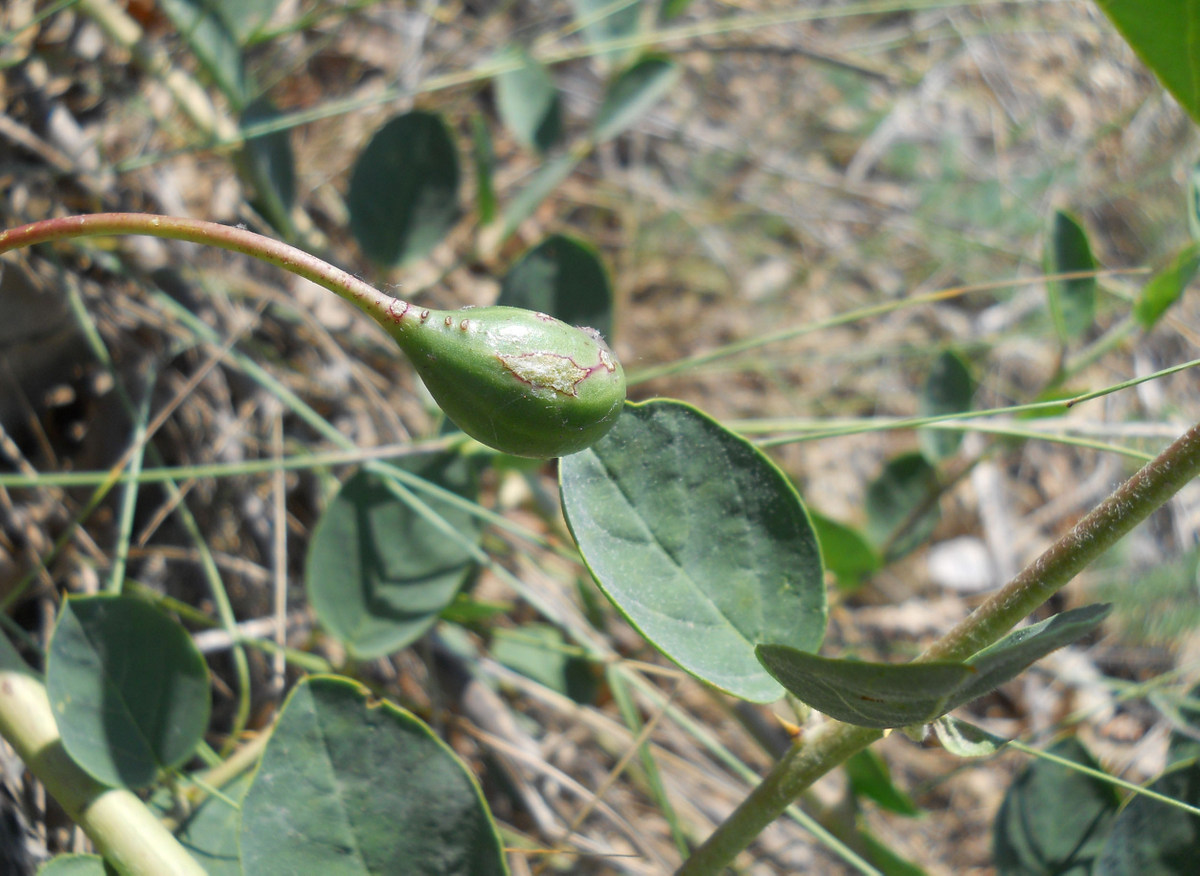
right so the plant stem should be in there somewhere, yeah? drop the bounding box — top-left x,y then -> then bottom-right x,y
679,417 -> 1200,875
0,212 -> 399,324
0,636 -> 206,875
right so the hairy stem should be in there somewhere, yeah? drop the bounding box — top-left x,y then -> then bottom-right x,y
679,418 -> 1200,875
0,212 -> 398,323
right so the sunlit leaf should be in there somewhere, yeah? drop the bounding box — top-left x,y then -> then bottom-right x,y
865,453 -> 941,561
495,49 -> 563,153
348,111 -> 460,267
307,455 -> 482,660
46,596 -> 210,789
1094,1 -> 1200,124
240,676 -> 506,875
498,234 -> 614,340
1045,209 -> 1097,343
809,510 -> 880,590
561,399 -> 826,702
1134,243 -> 1200,329
594,55 -> 680,143
755,646 -> 972,728
919,349 -> 974,461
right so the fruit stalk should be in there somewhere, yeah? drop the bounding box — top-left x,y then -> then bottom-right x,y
0,213 -> 625,457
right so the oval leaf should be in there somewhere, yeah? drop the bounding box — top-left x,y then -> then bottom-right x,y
865,452 -> 941,561
1095,761 -> 1200,875
809,510 -> 880,591
239,676 -> 507,876
560,399 -> 827,703
239,98 -> 297,236
348,111 -> 460,267
210,0 -> 282,44
594,56 -> 680,143
1045,209 -> 1097,343
306,454 -> 482,660
569,0 -> 642,59
498,234 -> 614,340
994,738 -> 1118,876
918,349 -> 974,461
495,49 -> 563,153
1095,1 -> 1200,125
754,645 -> 973,728
46,596 -> 210,789
1134,243 -> 1200,330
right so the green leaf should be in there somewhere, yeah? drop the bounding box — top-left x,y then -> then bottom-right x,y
994,737 -> 1119,876
1045,210 -> 1097,343
859,830 -> 930,876
1094,1 -> 1200,125
809,510 -> 880,590
495,49 -> 563,153
569,0 -> 643,60
1165,686 -> 1200,767
933,716 -> 1010,758
46,596 -> 210,789
240,676 -> 507,876
347,111 -> 461,267
498,234 -> 614,340
210,0 -> 282,44
1095,760 -> 1200,876
150,774 -> 250,875
754,646 -> 973,728
491,624 -> 597,703
950,604 -> 1112,708
306,455 -> 482,660
37,855 -> 115,875
471,114 -> 497,224
918,349 -> 974,461
157,0 -> 247,108
865,453 -> 941,561
560,399 -> 826,703
845,749 -> 921,816
239,98 -> 296,236
758,606 -> 1111,729
594,56 -> 680,143
660,0 -> 695,19
1134,243 -> 1200,329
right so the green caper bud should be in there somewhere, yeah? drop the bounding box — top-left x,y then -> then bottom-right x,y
380,304 -> 625,458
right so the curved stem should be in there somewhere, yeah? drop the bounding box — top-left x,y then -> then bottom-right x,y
0,213 -> 399,325
679,418 -> 1200,875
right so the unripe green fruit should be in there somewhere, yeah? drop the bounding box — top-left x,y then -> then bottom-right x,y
379,303 -> 626,458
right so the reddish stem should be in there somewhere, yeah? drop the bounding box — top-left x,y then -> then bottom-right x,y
0,213 -> 400,326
